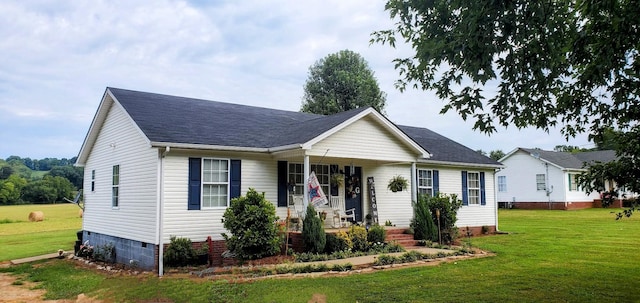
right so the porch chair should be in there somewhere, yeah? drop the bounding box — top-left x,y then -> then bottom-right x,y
329,196 -> 355,228
288,195 -> 304,230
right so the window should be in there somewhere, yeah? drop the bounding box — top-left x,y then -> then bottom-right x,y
91,170 -> 95,192
417,169 -> 433,197
568,173 -> 579,191
467,172 -> 480,204
536,174 -> 546,191
112,165 -> 119,207
288,163 -> 329,202
498,176 -> 507,192
202,159 -> 229,208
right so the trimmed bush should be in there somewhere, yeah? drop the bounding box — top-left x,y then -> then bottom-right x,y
222,188 -> 281,261
366,224 -> 386,244
164,236 -> 196,267
302,205 -> 326,253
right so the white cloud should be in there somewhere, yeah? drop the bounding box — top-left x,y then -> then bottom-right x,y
0,0 -> 591,159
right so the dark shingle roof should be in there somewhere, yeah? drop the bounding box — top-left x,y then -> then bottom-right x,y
399,125 -> 501,165
520,148 -> 616,169
109,87 -> 499,165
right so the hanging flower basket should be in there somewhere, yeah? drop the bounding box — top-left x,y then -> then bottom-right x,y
387,175 -> 408,192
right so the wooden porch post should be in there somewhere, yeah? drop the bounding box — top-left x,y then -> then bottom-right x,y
303,154 -> 310,212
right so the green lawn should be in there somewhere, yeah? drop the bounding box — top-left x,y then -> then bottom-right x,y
0,204 -> 82,261
2,208 -> 639,302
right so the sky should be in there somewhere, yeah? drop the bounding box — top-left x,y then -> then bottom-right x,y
0,0 -> 593,160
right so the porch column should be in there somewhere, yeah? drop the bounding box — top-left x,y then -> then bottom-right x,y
303,154 -> 310,211
411,162 -> 417,202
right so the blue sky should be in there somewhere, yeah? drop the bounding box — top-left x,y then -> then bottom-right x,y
0,0 -> 592,160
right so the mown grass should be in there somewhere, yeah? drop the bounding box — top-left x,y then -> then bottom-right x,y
1,208 -> 639,302
0,204 -> 82,261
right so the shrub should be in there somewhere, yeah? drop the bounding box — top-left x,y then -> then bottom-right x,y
222,188 -> 281,261
412,196 -> 438,241
302,205 -> 326,253
348,225 -> 368,252
367,224 -> 386,244
333,231 -> 353,252
414,193 -> 463,244
93,242 -> 116,263
164,236 -> 196,267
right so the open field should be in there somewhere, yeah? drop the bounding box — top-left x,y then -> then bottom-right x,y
0,204 -> 82,261
1,208 -> 639,302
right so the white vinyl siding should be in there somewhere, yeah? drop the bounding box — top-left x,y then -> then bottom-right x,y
310,116 -> 418,162
202,158 -> 229,208
82,100 -> 158,244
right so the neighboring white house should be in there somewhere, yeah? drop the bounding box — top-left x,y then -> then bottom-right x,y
76,87 -> 502,273
496,147 -> 631,210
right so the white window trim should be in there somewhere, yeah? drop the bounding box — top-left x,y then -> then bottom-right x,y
112,165 -> 119,209
467,171 -> 481,205
498,176 -> 507,192
201,158 -> 230,209
288,163 -> 330,203
536,174 -> 546,191
568,173 -> 579,192
417,169 -> 434,198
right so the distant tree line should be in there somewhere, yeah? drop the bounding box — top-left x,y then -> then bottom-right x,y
0,156 -> 82,205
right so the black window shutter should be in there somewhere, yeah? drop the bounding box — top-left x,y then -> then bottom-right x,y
277,161 -> 288,207
188,158 -> 201,210
461,171 -> 468,206
230,160 -> 241,200
433,170 -> 439,196
480,171 -> 486,205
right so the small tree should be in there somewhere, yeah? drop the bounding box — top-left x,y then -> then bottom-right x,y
411,196 -> 438,242
302,205 -> 326,253
222,188 -> 281,261
428,193 -> 463,244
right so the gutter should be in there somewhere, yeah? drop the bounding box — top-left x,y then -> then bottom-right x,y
417,159 -> 504,169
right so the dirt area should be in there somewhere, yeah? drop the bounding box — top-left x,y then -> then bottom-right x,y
0,261 -> 101,303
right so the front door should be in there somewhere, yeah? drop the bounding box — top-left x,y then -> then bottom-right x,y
344,166 -> 363,222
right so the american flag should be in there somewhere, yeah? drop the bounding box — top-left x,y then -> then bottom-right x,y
308,171 -> 328,208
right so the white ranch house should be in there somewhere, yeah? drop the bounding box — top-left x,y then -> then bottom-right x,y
496,147 -> 634,209
76,87 -> 502,273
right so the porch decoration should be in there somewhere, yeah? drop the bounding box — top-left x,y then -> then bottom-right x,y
330,173 -> 344,187
387,175 -> 408,192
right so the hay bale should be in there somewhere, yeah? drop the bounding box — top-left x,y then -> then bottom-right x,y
78,209 -> 84,218
28,211 -> 44,222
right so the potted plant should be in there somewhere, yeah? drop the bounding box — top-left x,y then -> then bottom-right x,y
330,173 -> 344,187
387,175 -> 408,192
195,245 -> 209,265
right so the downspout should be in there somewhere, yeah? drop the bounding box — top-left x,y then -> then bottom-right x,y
494,168 -> 499,232
158,146 -> 170,276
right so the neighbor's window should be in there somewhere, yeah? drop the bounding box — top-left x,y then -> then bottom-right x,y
417,169 -> 433,197
498,176 -> 507,192
536,174 -> 546,191
91,169 -> 96,192
568,173 -> 579,191
202,158 -> 229,208
112,165 -> 119,207
288,163 -> 329,202
467,172 -> 480,204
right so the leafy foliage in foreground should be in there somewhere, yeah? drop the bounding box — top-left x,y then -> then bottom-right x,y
372,1 -> 640,207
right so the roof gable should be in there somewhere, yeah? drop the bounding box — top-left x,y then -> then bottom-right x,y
77,87 -> 502,167
503,147 -> 616,169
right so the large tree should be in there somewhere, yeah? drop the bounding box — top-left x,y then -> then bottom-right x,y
372,1 -> 640,200
300,49 -> 387,115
